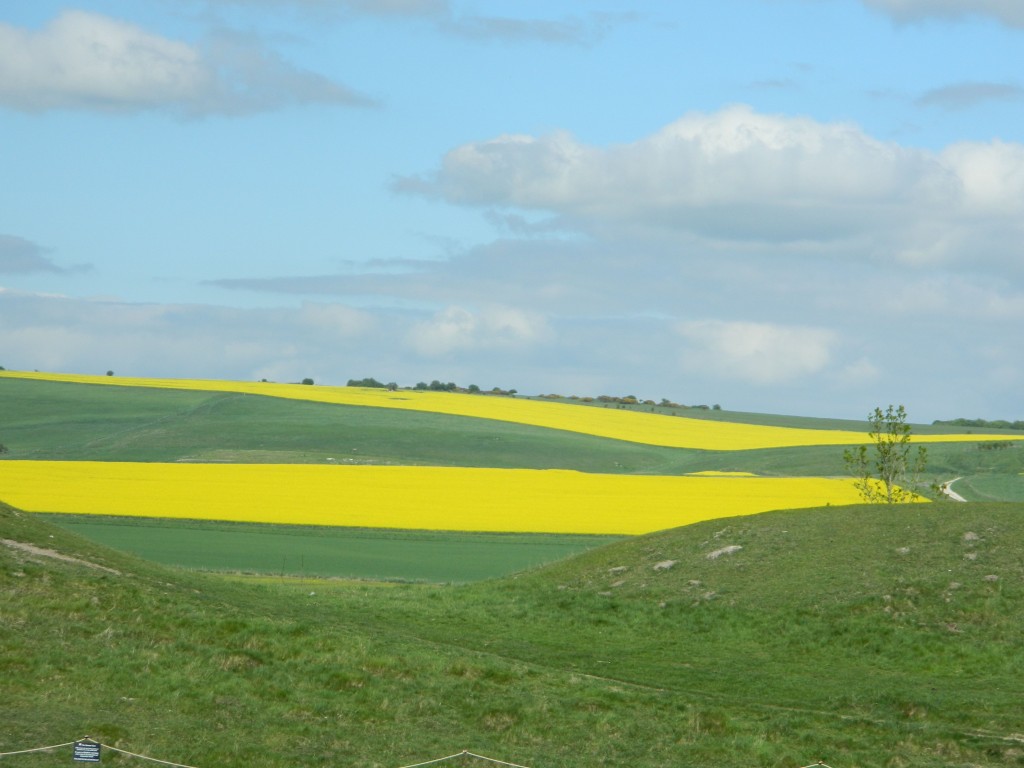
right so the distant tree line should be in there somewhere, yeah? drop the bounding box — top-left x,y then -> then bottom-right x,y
933,418 -> 1024,431
343,377 -> 715,406
538,393 -> 720,410
343,377 -> 517,396
412,380 -> 518,396
414,380 -> 458,392
347,377 -> 398,391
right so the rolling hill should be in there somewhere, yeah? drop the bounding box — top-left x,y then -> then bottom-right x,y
4,500 -> 1024,767
3,370 -> 1024,764
1,372 -> 1023,580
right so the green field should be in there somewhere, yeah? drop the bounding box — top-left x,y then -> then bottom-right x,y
3,377 -> 1021,480
3,375 -> 1024,581
35,515 -> 622,582
0,376 -> 705,472
542,394 -> 1021,434
947,473 -> 1024,502
5,375 -> 1024,764
5,500 -> 1024,767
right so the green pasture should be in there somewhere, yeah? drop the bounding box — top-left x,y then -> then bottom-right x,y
948,473 -> 1024,502
2,374 -> 1023,582
3,377 -> 1022,486
35,514 -> 621,582
6,375 -> 1024,764
543,394 -> 1020,434
6,501 -> 1024,767
0,376 -> 704,473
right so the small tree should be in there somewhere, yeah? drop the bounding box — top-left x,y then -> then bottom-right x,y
844,404 -> 927,503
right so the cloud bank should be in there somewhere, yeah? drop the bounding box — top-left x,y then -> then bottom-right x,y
397,105 -> 1024,271
0,235 -> 61,274
188,103 -> 1024,415
864,0 -> 1024,26
0,10 -> 372,115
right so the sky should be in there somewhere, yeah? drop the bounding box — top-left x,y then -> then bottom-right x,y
1,0 -> 1022,421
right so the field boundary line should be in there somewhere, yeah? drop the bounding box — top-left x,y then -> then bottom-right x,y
0,737 -> 198,768
396,750 -> 532,768
0,740 -> 76,757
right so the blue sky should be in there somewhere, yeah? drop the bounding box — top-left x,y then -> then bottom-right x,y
1,0 -> 1022,420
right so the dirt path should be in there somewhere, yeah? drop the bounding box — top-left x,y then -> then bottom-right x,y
940,478 -> 967,502
1,539 -> 121,575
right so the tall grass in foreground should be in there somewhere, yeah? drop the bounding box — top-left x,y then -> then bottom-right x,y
5,501 -> 1024,767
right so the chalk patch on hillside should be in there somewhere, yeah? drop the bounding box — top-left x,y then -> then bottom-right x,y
707,545 -> 742,560
1,539 -> 121,575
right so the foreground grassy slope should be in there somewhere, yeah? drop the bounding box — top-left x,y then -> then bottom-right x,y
4,501 -> 1024,767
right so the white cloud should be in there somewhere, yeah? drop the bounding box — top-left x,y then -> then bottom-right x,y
838,357 -> 881,385
400,105 -> 1024,271
878,273 -> 1024,319
194,0 -> 447,15
408,105 -> 941,218
407,305 -> 550,357
2,284 -> 1022,420
0,293 -> 376,381
0,10 -> 372,114
862,0 -> 1024,27
297,302 -> 375,337
941,140 -> 1024,215
0,11 -> 207,111
675,320 -> 837,385
194,0 -> 623,44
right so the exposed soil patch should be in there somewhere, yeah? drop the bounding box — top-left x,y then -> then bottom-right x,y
1,539 -> 121,575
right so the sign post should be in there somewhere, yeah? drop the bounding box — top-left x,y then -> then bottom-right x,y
73,740 -> 101,763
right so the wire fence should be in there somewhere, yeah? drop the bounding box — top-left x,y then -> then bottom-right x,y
0,737 -> 834,768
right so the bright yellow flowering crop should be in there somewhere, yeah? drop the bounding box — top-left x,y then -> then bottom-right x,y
4,370 -> 1017,452
0,460 -> 882,535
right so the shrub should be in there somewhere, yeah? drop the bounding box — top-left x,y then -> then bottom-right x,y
347,377 -> 386,389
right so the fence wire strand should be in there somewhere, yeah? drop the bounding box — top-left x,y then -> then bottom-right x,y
0,737 -> 833,768
0,741 -> 77,758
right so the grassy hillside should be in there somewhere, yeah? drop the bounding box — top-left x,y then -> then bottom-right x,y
4,377 -> 1022,484
2,374 -> 1022,581
0,377 -> 704,473
33,514 -> 621,582
5,501 -> 1024,767
7,370 -> 1020,451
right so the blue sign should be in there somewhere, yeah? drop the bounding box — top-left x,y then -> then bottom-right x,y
73,741 -> 101,762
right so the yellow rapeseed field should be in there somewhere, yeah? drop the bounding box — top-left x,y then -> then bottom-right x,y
3,370 -> 1018,451
0,461 -> 881,535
